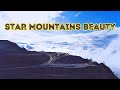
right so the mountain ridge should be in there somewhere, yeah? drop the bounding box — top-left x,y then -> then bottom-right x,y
0,40 -> 118,79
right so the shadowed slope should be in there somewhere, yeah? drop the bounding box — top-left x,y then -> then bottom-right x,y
0,40 -> 118,79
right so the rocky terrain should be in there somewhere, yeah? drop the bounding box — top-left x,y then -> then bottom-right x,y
0,40 -> 118,79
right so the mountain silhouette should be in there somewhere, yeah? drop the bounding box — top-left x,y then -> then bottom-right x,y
0,40 -> 118,79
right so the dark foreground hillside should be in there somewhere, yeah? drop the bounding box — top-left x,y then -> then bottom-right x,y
0,40 -> 118,79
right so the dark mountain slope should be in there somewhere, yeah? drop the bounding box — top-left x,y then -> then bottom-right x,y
0,40 -> 118,79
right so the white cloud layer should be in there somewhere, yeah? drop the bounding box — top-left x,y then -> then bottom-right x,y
15,29 -> 120,78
